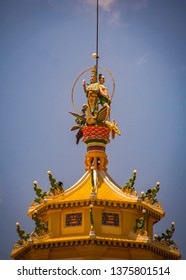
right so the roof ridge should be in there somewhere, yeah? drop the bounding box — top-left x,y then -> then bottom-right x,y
98,170 -> 138,201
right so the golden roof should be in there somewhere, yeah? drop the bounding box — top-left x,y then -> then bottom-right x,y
28,170 -> 164,219
11,234 -> 181,260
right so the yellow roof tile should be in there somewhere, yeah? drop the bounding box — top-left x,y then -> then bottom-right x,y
62,175 -> 92,201
61,170 -> 138,203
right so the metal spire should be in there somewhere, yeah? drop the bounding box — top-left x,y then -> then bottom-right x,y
96,0 -> 99,70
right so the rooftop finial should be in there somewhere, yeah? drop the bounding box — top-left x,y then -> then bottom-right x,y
96,0 -> 99,71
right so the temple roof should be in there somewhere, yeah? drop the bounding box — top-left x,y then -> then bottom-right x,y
11,234 -> 181,260
28,170 -> 165,220
63,170 -> 137,202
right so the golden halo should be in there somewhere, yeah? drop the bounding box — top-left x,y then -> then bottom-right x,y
71,66 -> 115,113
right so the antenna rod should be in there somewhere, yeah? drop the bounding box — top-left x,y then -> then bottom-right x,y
96,0 -> 99,72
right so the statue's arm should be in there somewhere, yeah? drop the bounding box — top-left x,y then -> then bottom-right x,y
82,79 -> 87,93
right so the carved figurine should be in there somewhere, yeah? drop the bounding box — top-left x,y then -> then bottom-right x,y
33,181 -> 47,204
133,217 -> 146,235
122,170 -> 137,195
16,222 -> 30,246
155,222 -> 176,246
141,182 -> 160,206
32,211 -> 48,236
70,61 -> 121,144
48,171 -> 64,196
99,74 -> 111,120
83,67 -> 100,118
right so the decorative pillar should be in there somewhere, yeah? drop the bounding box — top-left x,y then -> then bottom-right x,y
82,125 -> 110,171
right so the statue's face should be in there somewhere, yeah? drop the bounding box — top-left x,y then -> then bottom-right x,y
90,74 -> 97,83
99,75 -> 105,84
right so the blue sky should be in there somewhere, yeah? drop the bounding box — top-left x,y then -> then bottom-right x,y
0,0 -> 185,259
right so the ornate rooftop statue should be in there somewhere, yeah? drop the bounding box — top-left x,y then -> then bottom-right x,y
83,66 -> 100,119
99,73 -> 111,121
70,58 -> 121,171
70,59 -> 120,130
70,58 -> 121,170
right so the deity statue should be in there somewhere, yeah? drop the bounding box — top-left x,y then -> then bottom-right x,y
70,63 -> 121,143
99,74 -> 111,121
82,67 -> 112,122
82,66 -> 99,118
